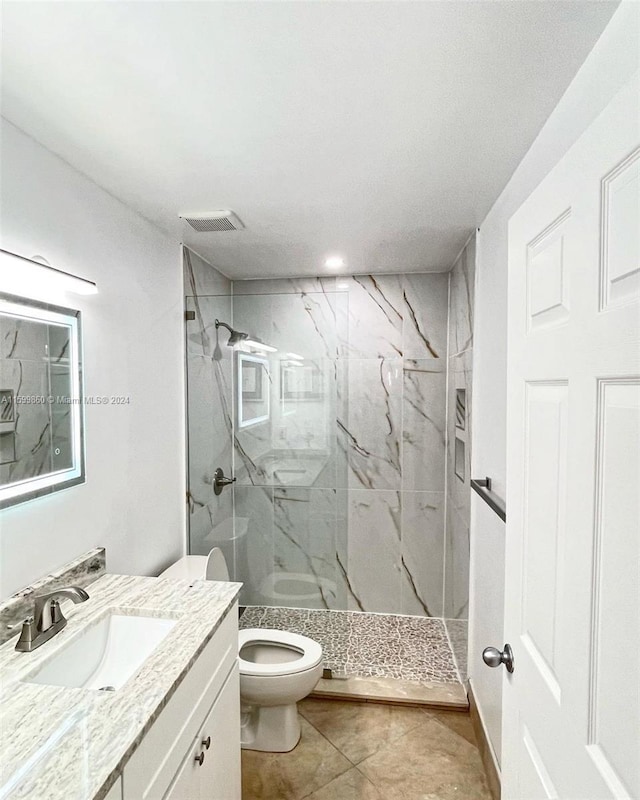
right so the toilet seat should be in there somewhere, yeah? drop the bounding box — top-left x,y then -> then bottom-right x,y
239,629 -> 323,677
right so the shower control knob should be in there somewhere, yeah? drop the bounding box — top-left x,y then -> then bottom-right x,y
482,643 -> 515,673
213,467 -> 236,496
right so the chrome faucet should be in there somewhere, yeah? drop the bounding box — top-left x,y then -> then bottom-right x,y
15,586 -> 90,652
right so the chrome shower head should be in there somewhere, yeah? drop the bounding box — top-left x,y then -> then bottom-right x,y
215,319 -> 248,346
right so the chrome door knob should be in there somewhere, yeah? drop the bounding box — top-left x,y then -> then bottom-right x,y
482,643 -> 515,673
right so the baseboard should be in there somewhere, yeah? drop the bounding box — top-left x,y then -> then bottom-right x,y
467,682 -> 501,800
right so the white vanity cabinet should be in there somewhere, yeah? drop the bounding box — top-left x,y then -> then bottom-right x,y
121,605 -> 241,800
165,666 -> 240,800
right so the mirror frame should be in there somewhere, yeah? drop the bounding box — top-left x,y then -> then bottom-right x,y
0,292 -> 85,509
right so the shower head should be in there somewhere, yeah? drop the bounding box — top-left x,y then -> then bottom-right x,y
215,319 -> 277,353
215,319 -> 248,346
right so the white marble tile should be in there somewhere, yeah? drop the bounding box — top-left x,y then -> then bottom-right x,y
183,246 -> 231,297
402,359 -> 446,492
345,358 -> 402,490
185,294 -> 232,360
234,485 -> 274,605
402,272 -> 449,359
186,354 -> 232,506
231,292 -> 273,349
444,503 -> 470,620
340,275 -> 403,358
188,495 -> 233,558
400,492 -> 445,618
271,292 -> 340,359
347,490 -> 402,613
273,487 -> 341,609
233,277 -> 338,295
448,236 -> 475,357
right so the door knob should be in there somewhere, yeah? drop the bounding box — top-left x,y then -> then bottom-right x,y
213,467 -> 236,496
482,643 -> 515,673
194,752 -> 205,766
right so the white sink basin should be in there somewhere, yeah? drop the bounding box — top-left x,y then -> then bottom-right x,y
24,612 -> 177,691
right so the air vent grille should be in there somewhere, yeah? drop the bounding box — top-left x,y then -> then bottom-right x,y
180,211 -> 244,232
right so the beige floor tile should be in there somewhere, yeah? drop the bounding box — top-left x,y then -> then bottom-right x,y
304,767 -> 384,800
241,717 -> 351,800
356,716 -> 492,800
426,707 -> 478,746
299,698 -> 427,764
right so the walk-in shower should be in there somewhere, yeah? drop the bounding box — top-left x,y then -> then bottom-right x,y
184,244 -> 474,704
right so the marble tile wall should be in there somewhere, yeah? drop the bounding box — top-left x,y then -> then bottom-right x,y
232,272 -> 449,617
443,234 -> 476,678
186,251 -> 472,627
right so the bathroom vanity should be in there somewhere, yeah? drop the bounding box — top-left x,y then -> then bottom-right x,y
0,574 -> 242,800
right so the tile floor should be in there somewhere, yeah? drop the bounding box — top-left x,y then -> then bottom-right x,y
241,698 -> 492,800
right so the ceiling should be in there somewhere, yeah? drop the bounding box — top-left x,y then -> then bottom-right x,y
1,1 -> 617,279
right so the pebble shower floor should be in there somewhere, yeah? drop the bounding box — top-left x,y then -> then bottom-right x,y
239,607 -> 462,684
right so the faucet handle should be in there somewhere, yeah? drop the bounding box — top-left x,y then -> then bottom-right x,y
15,617 -> 37,652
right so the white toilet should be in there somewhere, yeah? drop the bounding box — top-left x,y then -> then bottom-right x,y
160,547 -> 323,753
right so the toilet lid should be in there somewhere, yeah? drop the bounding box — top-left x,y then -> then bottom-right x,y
238,629 -> 323,677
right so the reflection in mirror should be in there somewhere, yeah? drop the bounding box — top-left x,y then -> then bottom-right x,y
0,294 -> 85,508
238,353 -> 270,428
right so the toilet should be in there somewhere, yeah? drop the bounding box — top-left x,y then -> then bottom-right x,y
160,547 -> 323,752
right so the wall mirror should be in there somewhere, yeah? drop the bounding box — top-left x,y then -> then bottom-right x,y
0,293 -> 85,508
237,352 -> 270,429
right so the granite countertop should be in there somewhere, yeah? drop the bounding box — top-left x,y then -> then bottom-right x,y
0,573 -> 241,800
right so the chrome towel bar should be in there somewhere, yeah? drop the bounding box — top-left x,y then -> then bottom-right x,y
470,477 -> 506,522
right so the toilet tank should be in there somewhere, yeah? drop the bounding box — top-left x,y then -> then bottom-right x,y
159,548 -> 230,582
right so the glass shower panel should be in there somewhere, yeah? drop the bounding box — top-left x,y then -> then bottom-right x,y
185,294 -> 236,575
232,289 -> 349,611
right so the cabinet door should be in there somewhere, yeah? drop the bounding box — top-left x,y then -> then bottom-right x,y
164,665 -> 241,800
163,734 -> 202,800
198,664 -> 241,800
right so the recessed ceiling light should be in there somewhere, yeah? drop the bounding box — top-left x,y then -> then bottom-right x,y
324,256 -> 345,269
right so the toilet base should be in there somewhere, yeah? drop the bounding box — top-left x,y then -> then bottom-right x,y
240,702 -> 301,752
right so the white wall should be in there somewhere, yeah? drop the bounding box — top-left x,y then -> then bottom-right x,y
0,120 -> 185,598
469,0 -> 639,770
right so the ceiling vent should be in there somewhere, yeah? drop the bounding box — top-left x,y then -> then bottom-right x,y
180,211 -> 245,232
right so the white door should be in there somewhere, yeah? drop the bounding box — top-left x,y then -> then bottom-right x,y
503,71 -> 639,800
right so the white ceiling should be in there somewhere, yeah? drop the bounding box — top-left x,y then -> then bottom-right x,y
1,1 -> 617,279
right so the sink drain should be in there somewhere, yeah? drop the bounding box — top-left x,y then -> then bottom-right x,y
98,685 -> 116,692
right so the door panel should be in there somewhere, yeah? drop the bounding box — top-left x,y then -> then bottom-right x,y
521,381 -> 568,704
588,381 -> 639,797
504,72 -> 639,799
